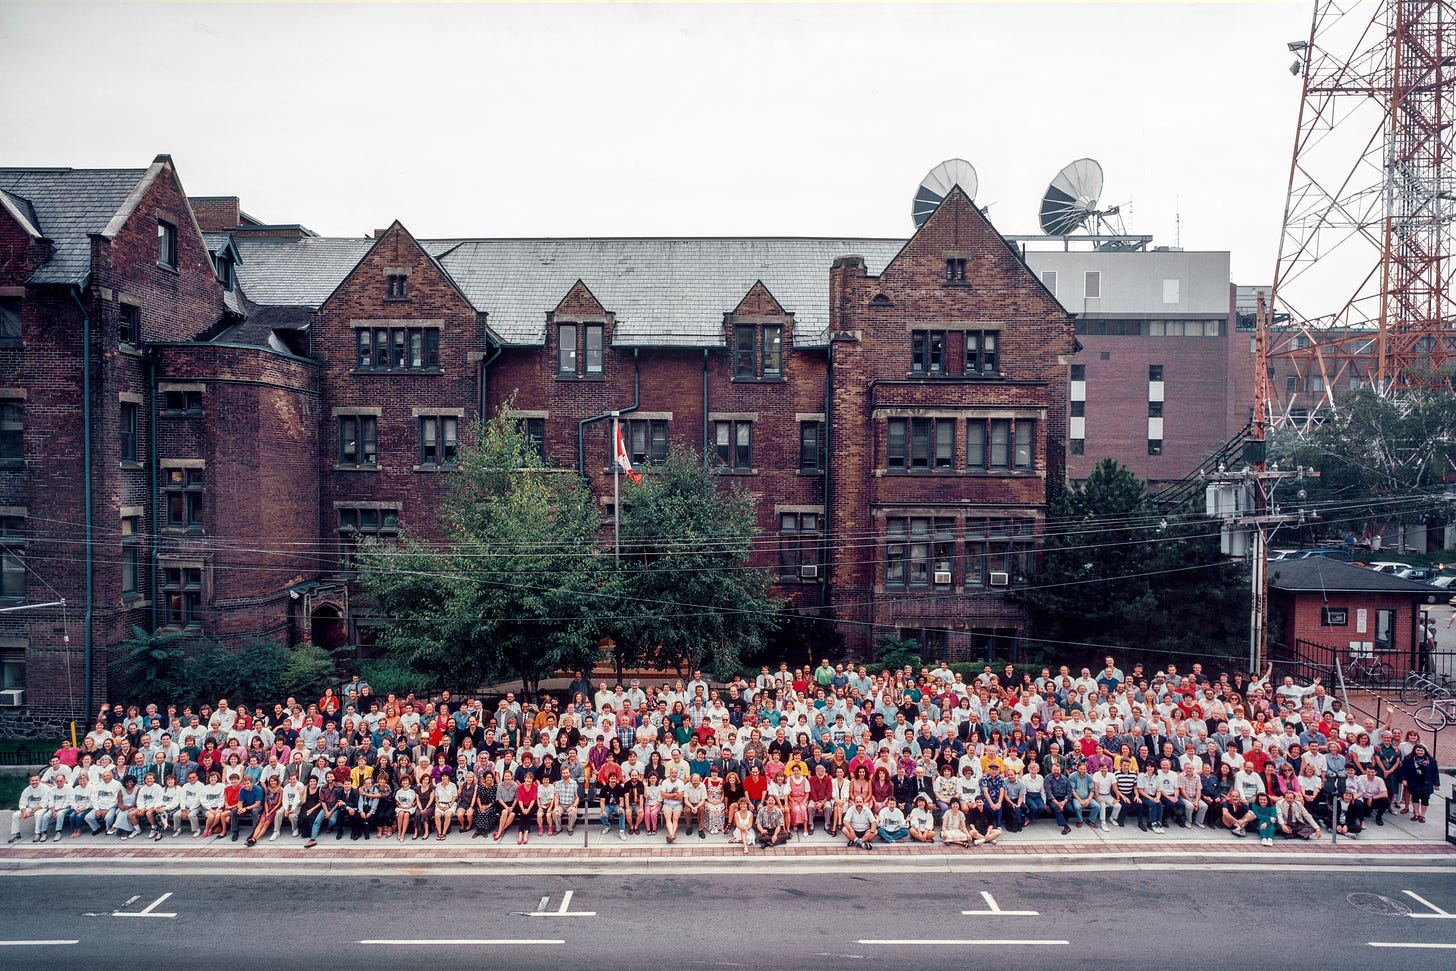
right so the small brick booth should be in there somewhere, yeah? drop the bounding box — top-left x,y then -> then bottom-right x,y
1269,557 -> 1438,678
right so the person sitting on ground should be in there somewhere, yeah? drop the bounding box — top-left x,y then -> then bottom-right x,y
754,793 -> 789,848
941,797 -> 973,848
907,794 -> 936,843
841,795 -> 877,850
1275,789 -> 1321,841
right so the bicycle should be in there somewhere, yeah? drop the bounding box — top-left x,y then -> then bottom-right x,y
1412,697 -> 1456,733
1399,671 -> 1453,705
1345,653 -> 1394,688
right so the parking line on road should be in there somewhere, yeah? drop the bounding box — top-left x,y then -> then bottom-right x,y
858,939 -> 1068,946
962,891 -> 1039,916
1404,890 -> 1456,919
0,940 -> 79,947
359,939 -> 565,946
1368,942 -> 1456,949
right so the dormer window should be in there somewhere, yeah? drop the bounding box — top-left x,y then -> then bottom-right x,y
732,323 -> 786,380
214,254 -> 234,292
387,274 -> 409,300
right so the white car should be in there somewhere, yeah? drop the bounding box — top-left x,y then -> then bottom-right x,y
1368,561 -> 1414,574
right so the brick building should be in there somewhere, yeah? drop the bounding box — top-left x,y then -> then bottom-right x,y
0,159 -> 1076,732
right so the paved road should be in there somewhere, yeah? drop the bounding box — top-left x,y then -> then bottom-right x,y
3,866 -> 1455,968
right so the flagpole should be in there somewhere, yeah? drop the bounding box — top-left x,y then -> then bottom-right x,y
612,412 -> 621,564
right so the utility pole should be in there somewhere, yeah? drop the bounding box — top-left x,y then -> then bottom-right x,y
1206,291 -> 1312,672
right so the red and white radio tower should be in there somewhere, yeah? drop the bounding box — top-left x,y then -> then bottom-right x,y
1268,0 -> 1455,419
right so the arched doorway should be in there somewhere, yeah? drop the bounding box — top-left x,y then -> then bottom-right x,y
311,603 -> 347,652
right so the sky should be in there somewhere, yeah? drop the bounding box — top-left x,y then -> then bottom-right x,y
1,1 -> 1313,283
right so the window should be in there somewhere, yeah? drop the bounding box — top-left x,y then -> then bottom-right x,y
1374,609 -> 1397,652
778,512 -> 822,581
356,327 -> 439,372
1149,364 -> 1164,382
0,401 -> 21,461
1148,401 -> 1163,418
215,254 -> 234,292
1321,607 -> 1348,626
584,324 -> 604,375
1070,438 -> 1085,456
1070,401 -> 1085,418
622,419 -> 668,468
121,515 -> 140,599
521,418 -> 546,462
945,258 -> 967,283
713,420 -> 752,471
0,297 -> 19,342
557,323 -> 578,374
1070,364 -> 1085,381
885,517 -> 935,589
761,326 -> 782,378
163,390 -> 203,414
338,416 -> 378,468
904,417 -> 954,471
966,418 -> 1034,472
1,646 -> 23,693
338,507 -> 400,571
1286,375 -> 1298,394
966,517 -> 1036,588
161,566 -> 202,628
887,418 -> 907,470
157,221 -> 177,269
0,516 -> 23,601
387,274 -> 408,299
1148,439 -> 1163,456
119,304 -> 139,346
419,416 -> 459,468
1084,270 -> 1100,299
799,421 -> 824,473
1041,270 -> 1057,295
911,330 -> 945,374
120,403 -> 138,463
163,469 -> 203,529
965,331 -> 998,375
734,326 -> 755,378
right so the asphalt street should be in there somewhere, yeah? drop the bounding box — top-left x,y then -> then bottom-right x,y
3,865 -> 1455,969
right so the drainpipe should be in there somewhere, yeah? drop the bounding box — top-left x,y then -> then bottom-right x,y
577,348 -> 640,477
477,342 -> 501,423
823,336 -> 835,610
702,348 -> 709,452
70,287 -> 94,721
147,347 -> 159,633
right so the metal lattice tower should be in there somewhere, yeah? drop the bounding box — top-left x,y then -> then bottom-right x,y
1269,0 -> 1456,420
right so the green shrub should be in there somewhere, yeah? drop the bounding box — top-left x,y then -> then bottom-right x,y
357,658 -> 434,698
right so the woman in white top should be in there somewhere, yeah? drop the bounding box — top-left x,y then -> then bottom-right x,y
908,795 -> 936,843
942,797 -> 972,847
276,777 -> 305,840
830,767 -> 852,833
434,778 -> 459,838
393,776 -> 419,841
730,797 -> 755,854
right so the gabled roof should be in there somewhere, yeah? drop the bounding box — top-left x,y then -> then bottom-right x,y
425,237 -> 905,346
231,236 -> 375,306
1268,556 -> 1438,596
0,189 -> 41,238
0,165 -> 156,285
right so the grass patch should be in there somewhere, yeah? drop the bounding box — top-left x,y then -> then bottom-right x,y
0,776 -> 24,808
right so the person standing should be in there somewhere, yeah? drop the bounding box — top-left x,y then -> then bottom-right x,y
1401,744 -> 1439,823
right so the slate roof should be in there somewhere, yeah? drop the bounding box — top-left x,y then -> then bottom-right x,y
425,238 -> 906,346
1268,557 -> 1438,596
0,167 -> 151,285
231,236 -> 375,307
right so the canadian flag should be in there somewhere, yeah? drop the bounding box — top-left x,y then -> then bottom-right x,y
614,422 -> 642,484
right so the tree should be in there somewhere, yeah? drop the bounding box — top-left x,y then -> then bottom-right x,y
1017,459 -> 1246,662
1272,386 -> 1456,540
605,446 -> 783,680
117,625 -> 187,701
359,402 -> 606,694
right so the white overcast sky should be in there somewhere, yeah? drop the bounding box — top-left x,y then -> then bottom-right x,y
2,1 -> 1311,282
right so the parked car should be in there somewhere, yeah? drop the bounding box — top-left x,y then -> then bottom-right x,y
1428,575 -> 1456,589
1368,561 -> 1415,574
1293,548 -> 1356,562
1269,549 -> 1299,562
1397,567 -> 1438,582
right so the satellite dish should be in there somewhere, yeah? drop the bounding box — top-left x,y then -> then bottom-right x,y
912,159 -> 978,228
1038,158 -> 1105,236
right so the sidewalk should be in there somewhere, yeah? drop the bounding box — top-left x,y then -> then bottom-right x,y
6,792 -> 1450,862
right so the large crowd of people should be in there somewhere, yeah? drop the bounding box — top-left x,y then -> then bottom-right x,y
6,657 -> 1444,851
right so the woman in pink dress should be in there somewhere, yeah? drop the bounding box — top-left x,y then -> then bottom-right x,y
785,764 -> 811,836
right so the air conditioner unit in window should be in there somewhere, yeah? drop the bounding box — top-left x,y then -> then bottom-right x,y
0,689 -> 24,706
933,571 -> 952,585
989,572 -> 1010,587
800,564 -> 819,579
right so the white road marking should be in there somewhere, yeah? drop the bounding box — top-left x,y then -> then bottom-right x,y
0,941 -> 79,947
858,939 -> 1068,946
1368,942 -> 1456,949
962,891 -> 1039,916
112,892 -> 176,918
360,939 -> 564,946
1404,890 -> 1456,919
528,890 -> 596,917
